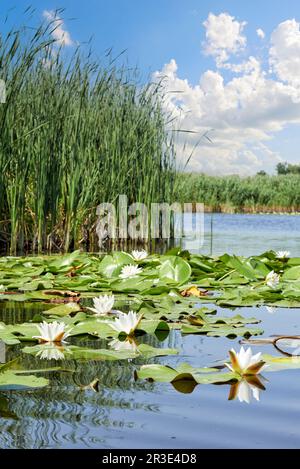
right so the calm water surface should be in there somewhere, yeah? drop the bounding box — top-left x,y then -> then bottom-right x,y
1,214 -> 300,449
183,213 -> 300,256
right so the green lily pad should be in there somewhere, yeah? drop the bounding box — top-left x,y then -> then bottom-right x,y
159,256 -> 191,285
137,363 -> 238,385
0,360 -> 49,390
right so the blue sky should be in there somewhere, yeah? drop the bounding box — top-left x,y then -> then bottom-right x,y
2,1 -> 300,175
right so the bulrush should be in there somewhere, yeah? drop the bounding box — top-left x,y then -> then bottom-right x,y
87,295 -> 115,316
33,321 -> 72,344
119,265 -> 142,279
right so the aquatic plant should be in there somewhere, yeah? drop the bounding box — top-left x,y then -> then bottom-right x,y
33,321 -> 72,344
225,347 -> 266,376
109,311 -> 143,336
131,250 -> 148,261
176,173 -> 300,213
265,270 -> 280,289
86,295 -> 115,316
0,13 -> 176,255
119,265 -> 143,279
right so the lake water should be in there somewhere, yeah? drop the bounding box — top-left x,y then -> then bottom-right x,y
1,214 -> 300,449
183,213 -> 300,257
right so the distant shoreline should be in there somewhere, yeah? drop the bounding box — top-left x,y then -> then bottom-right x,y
202,206 -> 300,215
177,173 -> 300,216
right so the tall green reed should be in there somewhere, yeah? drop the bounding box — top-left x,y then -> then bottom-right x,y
0,16 -> 176,254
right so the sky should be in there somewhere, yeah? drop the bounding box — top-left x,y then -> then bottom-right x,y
2,0 -> 300,175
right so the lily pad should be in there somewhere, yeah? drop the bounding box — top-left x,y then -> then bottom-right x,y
0,360 -> 49,390
137,363 -> 237,386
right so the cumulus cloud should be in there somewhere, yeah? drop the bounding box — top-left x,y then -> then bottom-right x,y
269,19 -> 300,87
43,10 -> 73,47
203,12 -> 247,67
154,14 -> 300,174
256,28 -> 265,39
151,12 -> 300,175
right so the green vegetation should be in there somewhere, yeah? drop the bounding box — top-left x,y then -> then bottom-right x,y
176,173 -> 300,213
0,17 -> 176,255
1,248 -> 300,308
1,249 -> 300,394
276,162 -> 300,175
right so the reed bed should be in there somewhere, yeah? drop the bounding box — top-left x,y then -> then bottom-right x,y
0,17 -> 176,254
177,173 -> 300,213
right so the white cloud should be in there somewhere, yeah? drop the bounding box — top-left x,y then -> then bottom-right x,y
203,12 -> 247,67
152,12 -> 300,176
256,28 -> 265,39
43,10 -> 73,47
269,19 -> 300,86
153,56 -> 300,175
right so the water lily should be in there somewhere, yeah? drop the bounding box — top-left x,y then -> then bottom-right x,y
265,270 -> 280,288
109,337 -> 138,352
265,305 -> 276,314
109,310 -> 143,336
119,265 -> 142,279
225,346 -> 266,376
276,250 -> 290,259
131,249 -> 148,261
36,345 -> 66,361
33,321 -> 72,344
87,295 -> 115,316
228,375 -> 264,404
0,285 -> 6,292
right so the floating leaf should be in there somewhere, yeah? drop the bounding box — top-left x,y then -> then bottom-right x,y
137,363 -> 237,387
181,323 -> 263,338
159,256 -> 191,284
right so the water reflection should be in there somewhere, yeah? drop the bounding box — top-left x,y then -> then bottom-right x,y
109,337 -> 139,352
1,301 -> 300,447
35,345 -> 67,361
228,375 -> 265,404
243,335 -> 300,357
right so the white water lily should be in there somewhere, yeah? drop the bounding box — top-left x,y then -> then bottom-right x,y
265,270 -> 280,288
109,337 -> 138,352
87,295 -> 115,316
119,264 -> 142,279
225,346 -> 266,376
131,249 -> 148,261
109,310 -> 142,336
265,305 -> 276,314
275,250 -> 290,259
0,285 -> 6,292
36,346 -> 66,361
33,321 -> 72,344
